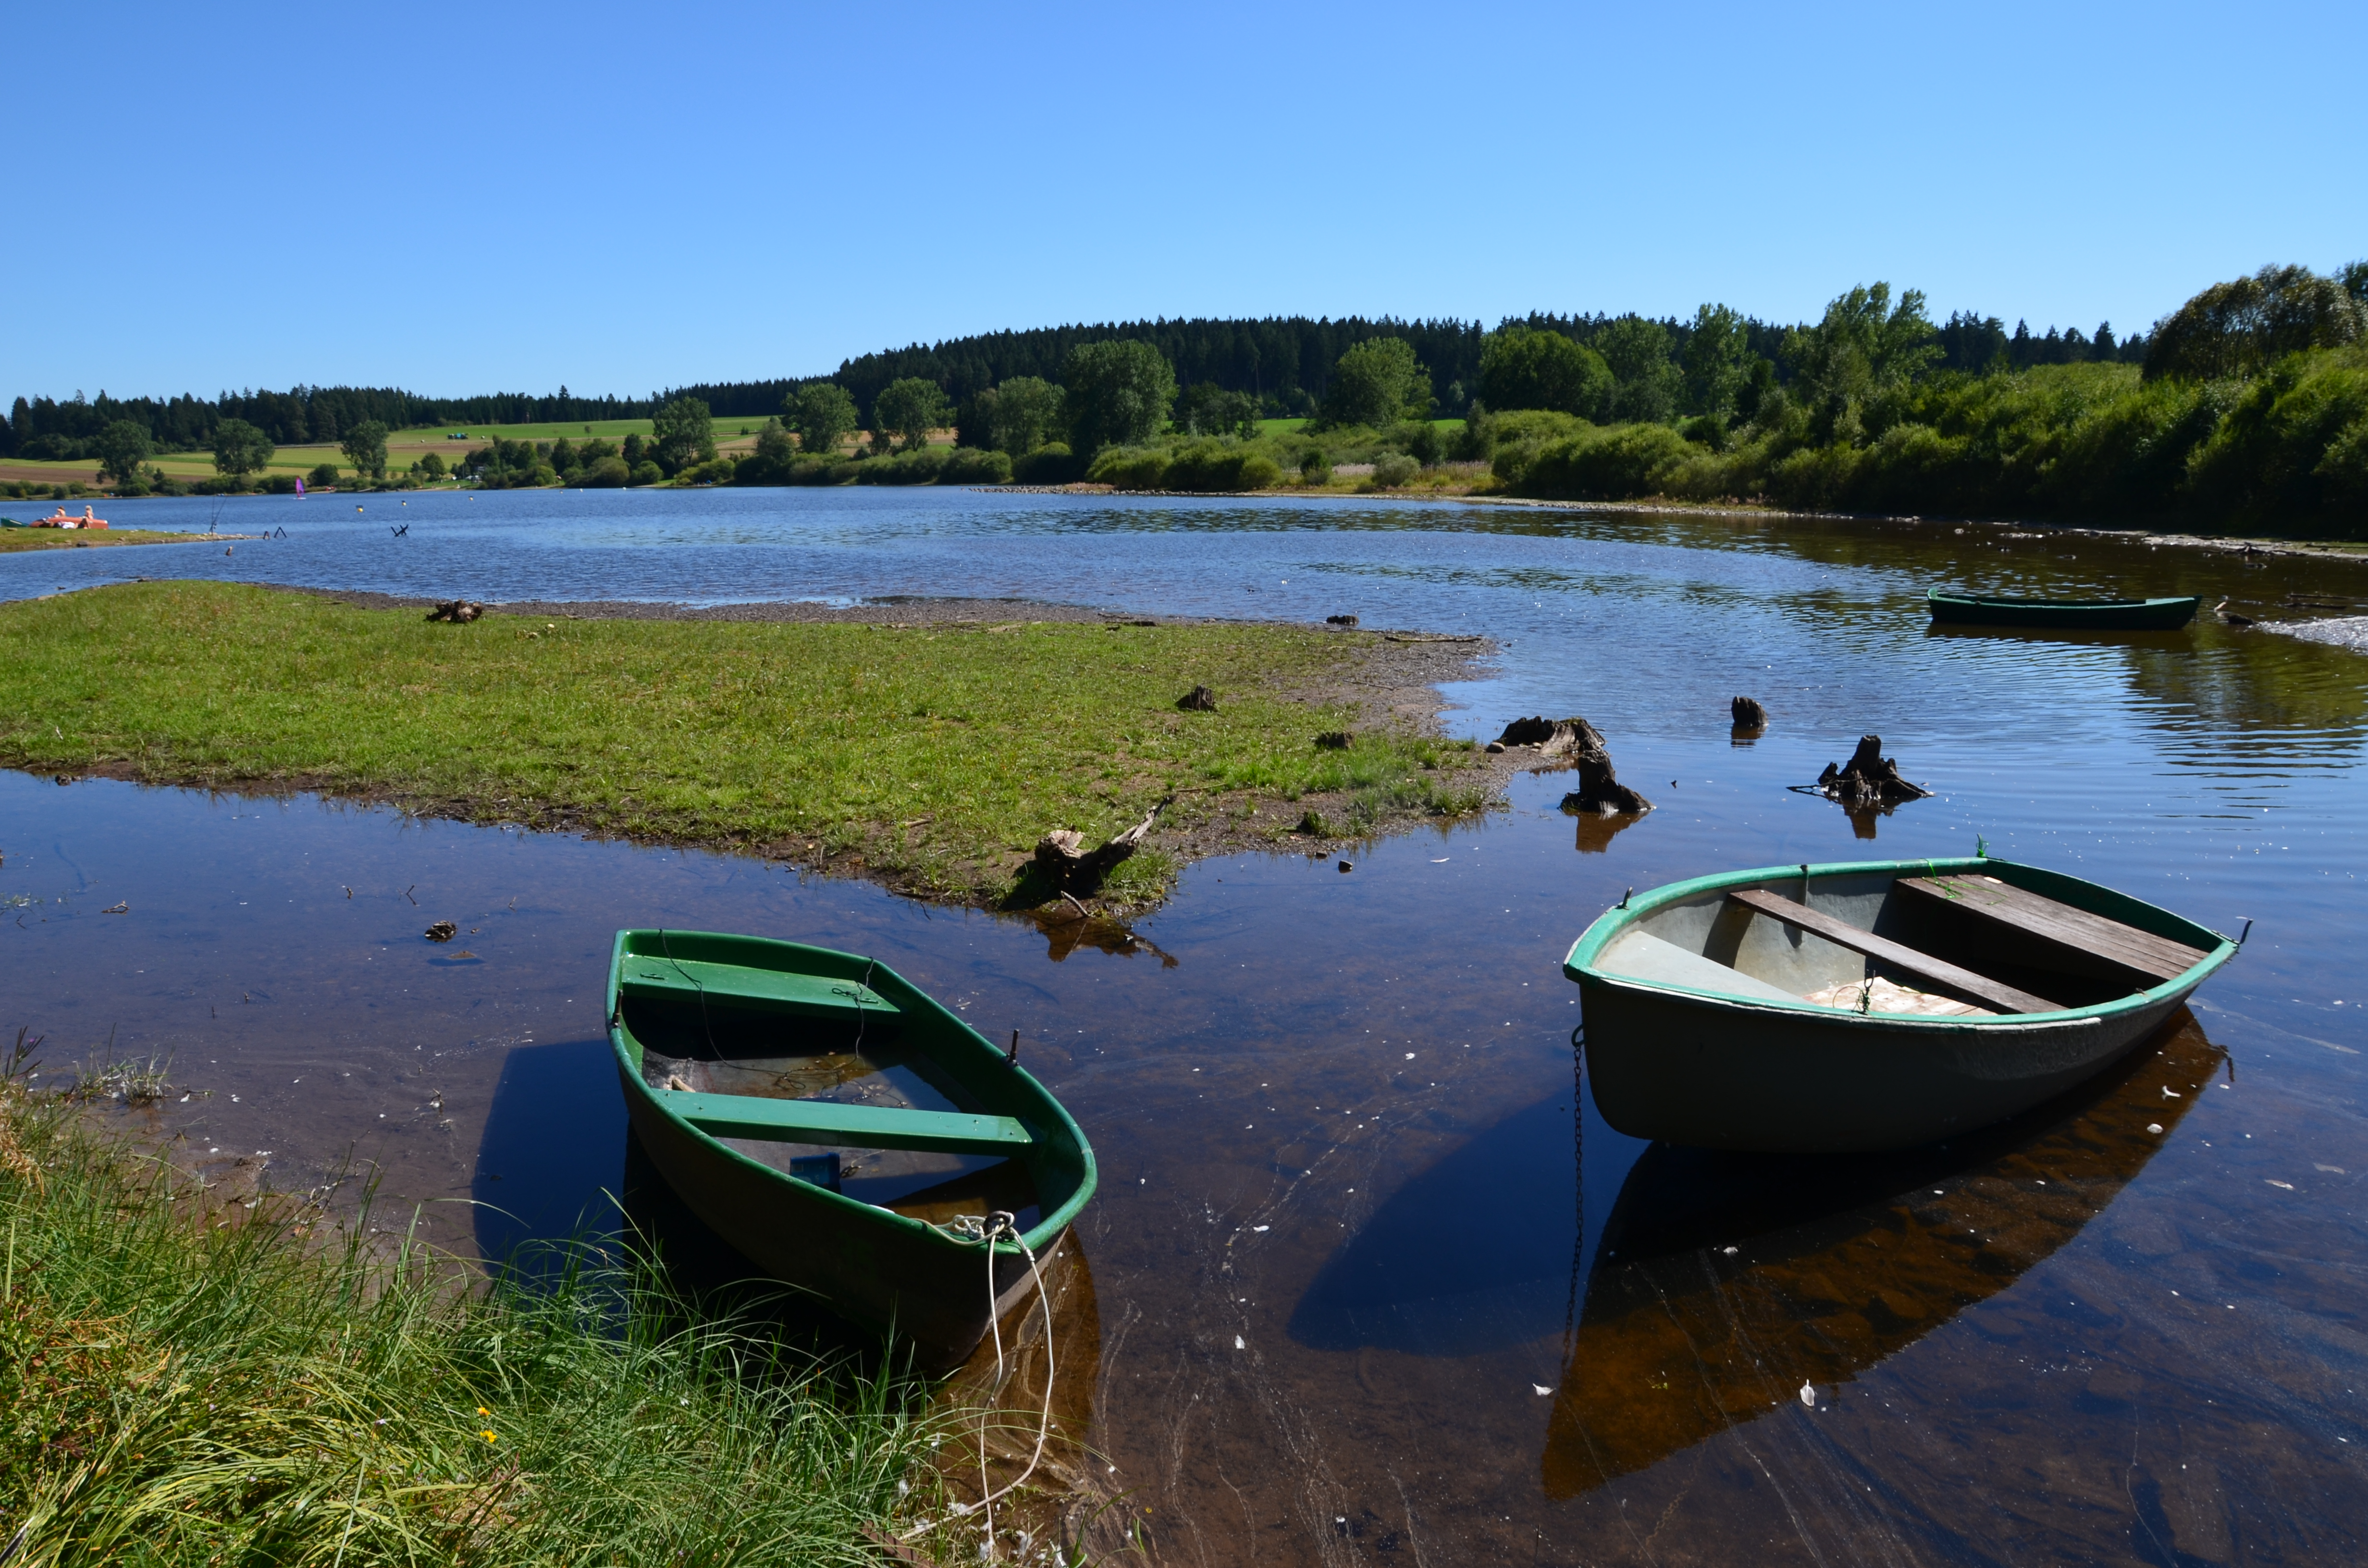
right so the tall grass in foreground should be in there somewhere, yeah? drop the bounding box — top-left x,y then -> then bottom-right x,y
0,1077 -> 936,1564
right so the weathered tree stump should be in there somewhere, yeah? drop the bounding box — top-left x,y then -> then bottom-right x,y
425,600 -> 486,623
1814,735 -> 1932,809
1176,685 -> 1219,711
1520,716 -> 1650,814
1033,801 -> 1168,893
1494,715 -> 1606,758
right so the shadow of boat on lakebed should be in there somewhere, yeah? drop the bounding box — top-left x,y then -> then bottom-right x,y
1541,1009 -> 2222,1496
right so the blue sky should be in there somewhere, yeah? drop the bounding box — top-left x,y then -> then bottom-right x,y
6,0 -> 2362,404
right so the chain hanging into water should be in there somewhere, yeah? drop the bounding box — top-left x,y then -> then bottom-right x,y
901,1210 -> 1057,1557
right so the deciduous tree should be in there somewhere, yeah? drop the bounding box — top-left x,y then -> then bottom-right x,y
93,420 -> 153,485
341,420 -> 389,480
1061,341 -> 1177,454
651,397 -> 716,475
1475,327 -> 1611,418
873,378 -> 950,453
210,418 -> 274,479
2144,264 -> 2365,381
1681,305 -> 1757,419
1320,337 -> 1429,429
785,383 -> 857,454
986,377 -> 1065,453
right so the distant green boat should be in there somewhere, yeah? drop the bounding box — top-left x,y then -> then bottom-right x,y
606,930 -> 1097,1372
1563,855 -> 2237,1152
1927,588 -> 2199,629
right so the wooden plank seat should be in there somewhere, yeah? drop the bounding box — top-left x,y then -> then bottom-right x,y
1727,887 -> 2061,1015
618,958 -> 901,1019
1897,875 -> 2209,984
667,1091 -> 1031,1154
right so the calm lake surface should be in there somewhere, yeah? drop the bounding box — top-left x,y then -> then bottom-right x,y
7,487 -> 2367,1564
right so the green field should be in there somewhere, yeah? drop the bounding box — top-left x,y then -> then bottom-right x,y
0,582 -> 1486,906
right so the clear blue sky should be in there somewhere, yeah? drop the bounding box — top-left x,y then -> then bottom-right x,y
7,0 -> 2362,404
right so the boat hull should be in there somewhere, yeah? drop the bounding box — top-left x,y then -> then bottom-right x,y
1565,857 -> 2234,1153
606,930 -> 1094,1374
1927,590 -> 2198,630
1571,974 -> 2196,1152
617,1071 -> 1054,1372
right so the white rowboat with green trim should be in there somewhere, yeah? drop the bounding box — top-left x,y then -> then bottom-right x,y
1562,855 -> 2238,1153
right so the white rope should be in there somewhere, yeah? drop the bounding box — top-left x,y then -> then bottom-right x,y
899,1211 -> 1057,1556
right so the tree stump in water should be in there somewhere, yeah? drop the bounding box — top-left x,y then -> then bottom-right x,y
1033,801 -> 1167,893
1538,718 -> 1652,814
1495,715 -> 1603,758
1814,735 -> 1932,809
1176,685 -> 1219,711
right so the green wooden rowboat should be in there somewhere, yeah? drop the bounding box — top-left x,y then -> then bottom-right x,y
1926,588 -> 2199,629
1563,855 -> 2237,1152
606,929 -> 1097,1372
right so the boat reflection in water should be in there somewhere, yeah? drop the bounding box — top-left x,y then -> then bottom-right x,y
1542,1010 -> 2220,1497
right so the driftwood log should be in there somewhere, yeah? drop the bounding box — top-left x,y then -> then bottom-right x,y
1033,800 -> 1168,893
1176,685 -> 1219,711
426,600 -> 486,623
1814,735 -> 1933,809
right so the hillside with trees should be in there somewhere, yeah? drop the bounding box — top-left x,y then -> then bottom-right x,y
7,265 -> 2362,535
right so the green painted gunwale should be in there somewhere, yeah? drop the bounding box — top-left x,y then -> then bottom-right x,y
1563,854 -> 2236,1029
605,930 -> 1098,1266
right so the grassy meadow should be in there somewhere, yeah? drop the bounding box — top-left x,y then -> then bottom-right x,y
0,583 -> 1487,906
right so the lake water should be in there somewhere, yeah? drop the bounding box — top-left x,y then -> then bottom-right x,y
6,487 -> 2367,1564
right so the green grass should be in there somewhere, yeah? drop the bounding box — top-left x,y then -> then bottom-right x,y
0,583 -> 1488,905
0,1064 -> 939,1563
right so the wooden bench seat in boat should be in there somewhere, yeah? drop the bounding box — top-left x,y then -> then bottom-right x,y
665,1090 -> 1030,1154
617,958 -> 902,1019
1726,887 -> 2061,1015
1897,875 -> 2208,983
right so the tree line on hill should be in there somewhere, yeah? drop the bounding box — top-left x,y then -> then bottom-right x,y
0,307 -> 2147,462
7,264 -> 2362,535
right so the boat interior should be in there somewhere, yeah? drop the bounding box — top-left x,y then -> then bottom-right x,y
1594,868 -> 2212,1018
617,944 -> 1051,1228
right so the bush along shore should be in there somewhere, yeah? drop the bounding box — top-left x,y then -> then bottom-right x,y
0,1043 -> 967,1561
0,582 -> 1495,911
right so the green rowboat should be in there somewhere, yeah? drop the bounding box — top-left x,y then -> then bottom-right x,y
1926,588 -> 2199,629
1563,856 -> 2236,1152
606,930 -> 1098,1371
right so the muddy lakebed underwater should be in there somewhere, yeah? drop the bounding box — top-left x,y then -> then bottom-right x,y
6,486 -> 2368,1565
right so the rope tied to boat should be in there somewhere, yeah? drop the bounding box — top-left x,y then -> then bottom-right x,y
901,1209 -> 1058,1556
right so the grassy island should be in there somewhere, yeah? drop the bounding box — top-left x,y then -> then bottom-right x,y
0,583 -> 1490,906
